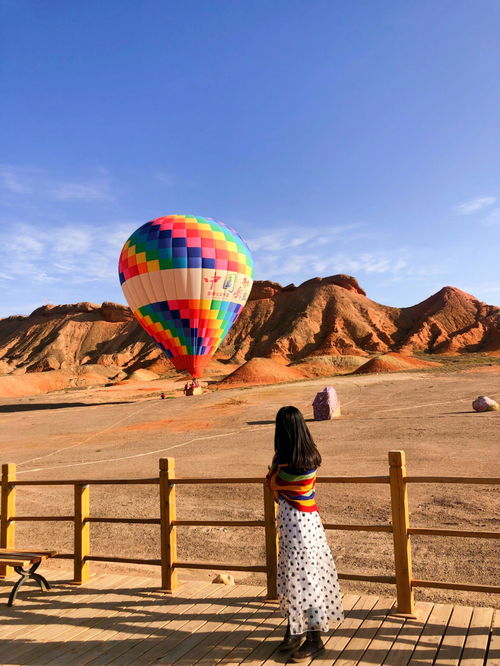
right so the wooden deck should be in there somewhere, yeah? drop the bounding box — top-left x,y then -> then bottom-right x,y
0,573 -> 497,665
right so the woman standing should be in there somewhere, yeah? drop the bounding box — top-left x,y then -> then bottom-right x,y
266,406 -> 343,662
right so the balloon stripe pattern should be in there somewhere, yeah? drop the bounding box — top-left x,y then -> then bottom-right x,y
118,215 -> 254,378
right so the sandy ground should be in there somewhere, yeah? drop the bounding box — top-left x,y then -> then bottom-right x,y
0,368 -> 498,609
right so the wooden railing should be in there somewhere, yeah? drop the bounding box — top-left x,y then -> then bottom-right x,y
0,450 -> 498,616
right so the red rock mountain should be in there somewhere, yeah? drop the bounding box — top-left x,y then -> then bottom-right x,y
222,276 -> 499,361
0,276 -> 498,392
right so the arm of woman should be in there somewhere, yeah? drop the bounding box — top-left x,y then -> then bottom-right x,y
265,466 -> 281,503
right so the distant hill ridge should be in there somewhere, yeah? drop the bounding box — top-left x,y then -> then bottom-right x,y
223,275 -> 499,361
0,275 -> 498,381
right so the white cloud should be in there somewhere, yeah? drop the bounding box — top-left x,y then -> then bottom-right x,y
466,284 -> 500,294
0,272 -> 14,280
483,207 -> 500,227
254,247 -> 411,282
32,271 -> 58,283
455,196 -> 497,215
249,233 -> 306,252
248,224 -> 360,253
0,168 -> 32,194
318,252 -> 408,276
102,222 -> 140,249
406,263 -> 446,277
0,165 -> 113,202
4,227 -> 45,258
49,181 -> 112,202
155,172 -> 174,186
0,221 -> 129,286
247,223 -> 450,287
50,227 -> 92,253
52,263 -> 74,273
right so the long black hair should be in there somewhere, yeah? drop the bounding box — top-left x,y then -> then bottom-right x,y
272,406 -> 322,472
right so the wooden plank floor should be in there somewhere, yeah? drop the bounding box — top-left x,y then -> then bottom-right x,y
0,573 -> 496,665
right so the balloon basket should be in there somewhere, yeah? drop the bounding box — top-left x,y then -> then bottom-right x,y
185,386 -> 203,396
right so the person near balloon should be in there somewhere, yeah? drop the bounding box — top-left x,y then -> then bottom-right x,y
183,378 -> 201,396
266,406 -> 343,662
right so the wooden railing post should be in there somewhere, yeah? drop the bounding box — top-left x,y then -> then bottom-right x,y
263,482 -> 278,600
160,458 -> 177,591
73,483 -> 90,584
389,450 -> 415,616
0,464 -> 16,578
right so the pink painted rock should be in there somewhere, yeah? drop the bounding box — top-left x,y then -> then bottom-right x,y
472,396 -> 499,412
313,387 -> 341,420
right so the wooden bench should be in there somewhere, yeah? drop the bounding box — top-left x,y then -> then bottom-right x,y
0,549 -> 57,606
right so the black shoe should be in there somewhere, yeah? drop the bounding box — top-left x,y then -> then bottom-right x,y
289,631 -> 325,662
278,625 -> 305,652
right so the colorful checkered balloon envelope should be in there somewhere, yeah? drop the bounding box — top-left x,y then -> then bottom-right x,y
118,215 -> 254,378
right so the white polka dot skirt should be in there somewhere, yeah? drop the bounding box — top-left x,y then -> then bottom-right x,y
276,498 -> 344,635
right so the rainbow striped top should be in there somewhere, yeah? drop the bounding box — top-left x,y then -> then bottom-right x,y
267,466 -> 318,513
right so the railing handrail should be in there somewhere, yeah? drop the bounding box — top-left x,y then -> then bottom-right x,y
1,453 -> 498,617
12,478 -> 159,486
8,516 -> 498,539
406,476 -> 500,484
9,472 -> 500,487
10,474 -> 500,487
408,527 -> 499,539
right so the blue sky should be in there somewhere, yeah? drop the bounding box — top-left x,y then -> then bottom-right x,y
1,0 -> 499,317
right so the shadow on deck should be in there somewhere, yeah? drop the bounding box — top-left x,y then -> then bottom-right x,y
0,572 -> 497,665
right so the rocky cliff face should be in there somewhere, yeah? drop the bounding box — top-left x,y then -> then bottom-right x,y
0,277 -> 497,383
0,302 -> 153,378
222,279 -> 499,362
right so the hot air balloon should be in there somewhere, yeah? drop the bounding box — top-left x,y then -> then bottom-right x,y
118,215 -> 254,378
